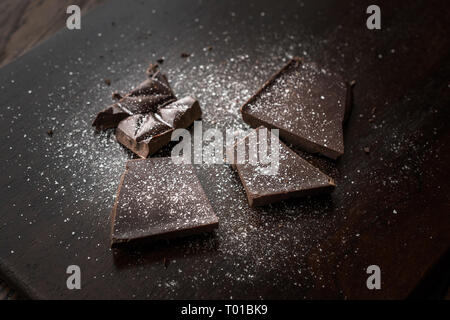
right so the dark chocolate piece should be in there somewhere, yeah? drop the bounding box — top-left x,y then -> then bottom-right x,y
115,114 -> 173,158
115,96 -> 202,158
92,71 -> 176,131
111,158 -> 219,247
157,96 -> 202,128
92,104 -> 130,131
228,127 -> 335,207
146,63 -> 159,76
112,91 -> 123,100
128,72 -> 173,97
240,57 -> 349,160
115,94 -> 175,114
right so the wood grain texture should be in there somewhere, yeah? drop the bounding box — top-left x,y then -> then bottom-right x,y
0,0 -> 106,67
0,0 -> 448,300
0,0 -> 106,299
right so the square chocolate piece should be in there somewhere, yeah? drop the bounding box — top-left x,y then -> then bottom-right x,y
228,127 -> 335,207
241,57 -> 349,160
115,96 -> 202,158
111,158 -> 219,247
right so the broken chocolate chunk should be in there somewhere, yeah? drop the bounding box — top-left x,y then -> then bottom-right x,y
146,63 -> 159,76
241,57 -> 350,160
128,72 -> 174,97
157,96 -> 202,128
115,96 -> 202,158
180,52 -> 191,58
228,127 -> 336,207
92,104 -> 130,131
116,94 -> 175,115
111,158 -> 219,248
112,92 -> 122,100
116,114 -> 173,158
92,71 -> 176,131
134,113 -> 172,142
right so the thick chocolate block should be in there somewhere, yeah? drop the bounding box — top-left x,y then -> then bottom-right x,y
115,113 -> 173,158
241,57 -> 349,160
111,158 -> 219,247
115,96 -> 202,158
92,71 -> 176,131
228,127 -> 336,207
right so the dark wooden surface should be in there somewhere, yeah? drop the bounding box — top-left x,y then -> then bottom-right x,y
0,0 -> 449,299
0,0 -> 106,67
0,0 -> 106,299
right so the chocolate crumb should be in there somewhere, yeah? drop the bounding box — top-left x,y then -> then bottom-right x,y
146,63 -> 159,76
104,79 -> 111,86
363,146 -> 370,154
112,92 -> 122,100
46,129 -> 54,137
206,46 -> 213,51
156,58 -> 164,64
181,52 -> 191,58
163,258 -> 170,269
371,107 -> 377,115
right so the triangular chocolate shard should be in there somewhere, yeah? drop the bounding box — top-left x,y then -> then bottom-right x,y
92,104 -> 130,131
116,94 -> 175,114
241,57 -> 349,160
229,127 -> 335,207
129,71 -> 174,97
111,158 -> 219,248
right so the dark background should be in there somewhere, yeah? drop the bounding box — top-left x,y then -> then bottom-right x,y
0,0 -> 449,299
0,0 -> 106,299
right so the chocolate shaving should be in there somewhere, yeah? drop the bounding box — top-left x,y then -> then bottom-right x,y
112,92 -> 123,100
